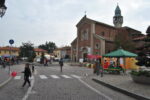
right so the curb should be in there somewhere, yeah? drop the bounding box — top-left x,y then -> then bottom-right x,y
92,78 -> 150,100
0,77 -> 12,88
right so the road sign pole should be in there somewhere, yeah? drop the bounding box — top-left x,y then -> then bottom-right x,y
9,39 -> 14,75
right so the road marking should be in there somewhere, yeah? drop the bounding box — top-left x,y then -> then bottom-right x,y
29,76 -> 34,80
34,69 -> 37,75
22,76 -> 35,100
14,76 -> 21,80
71,74 -> 81,79
61,75 -> 71,78
78,78 -> 112,100
50,75 -> 60,79
39,75 -> 48,79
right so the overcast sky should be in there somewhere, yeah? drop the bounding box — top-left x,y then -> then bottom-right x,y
0,0 -> 149,47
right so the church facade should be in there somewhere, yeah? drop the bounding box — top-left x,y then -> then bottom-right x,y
71,5 -> 144,62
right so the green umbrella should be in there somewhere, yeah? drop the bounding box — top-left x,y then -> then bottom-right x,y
103,48 -> 137,72
103,48 -> 137,57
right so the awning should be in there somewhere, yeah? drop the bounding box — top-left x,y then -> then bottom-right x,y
87,54 -> 102,59
103,48 -> 137,58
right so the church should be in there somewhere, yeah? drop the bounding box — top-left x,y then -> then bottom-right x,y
71,5 -> 144,62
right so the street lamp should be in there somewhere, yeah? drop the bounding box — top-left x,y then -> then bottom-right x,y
0,0 -> 7,18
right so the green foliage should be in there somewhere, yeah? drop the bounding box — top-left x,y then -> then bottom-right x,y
38,41 -> 57,53
131,70 -> 150,77
136,29 -> 150,67
19,42 -> 36,62
114,33 -> 135,52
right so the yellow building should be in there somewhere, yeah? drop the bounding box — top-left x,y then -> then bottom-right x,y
0,46 -> 19,57
53,48 -> 61,58
0,47 -> 47,57
34,48 -> 47,57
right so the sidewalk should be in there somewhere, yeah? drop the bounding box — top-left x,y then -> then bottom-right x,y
92,74 -> 150,100
67,64 -> 150,99
0,66 -> 12,88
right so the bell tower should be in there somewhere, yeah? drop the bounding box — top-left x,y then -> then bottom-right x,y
113,4 -> 123,28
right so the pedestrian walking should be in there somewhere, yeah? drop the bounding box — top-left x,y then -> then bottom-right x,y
32,64 -> 35,73
95,58 -> 103,77
59,58 -> 64,72
22,63 -> 32,87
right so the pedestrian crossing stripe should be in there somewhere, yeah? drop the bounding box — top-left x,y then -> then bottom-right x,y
71,75 -> 81,79
14,75 -> 81,80
61,75 -> 71,78
50,75 -> 60,79
14,76 -> 21,80
29,76 -> 34,79
39,75 -> 48,79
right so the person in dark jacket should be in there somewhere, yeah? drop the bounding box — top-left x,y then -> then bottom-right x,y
59,58 -> 64,72
22,63 -> 32,87
95,58 -> 103,77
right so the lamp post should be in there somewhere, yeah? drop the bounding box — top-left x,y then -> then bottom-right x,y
0,0 -> 7,18
9,39 -> 14,74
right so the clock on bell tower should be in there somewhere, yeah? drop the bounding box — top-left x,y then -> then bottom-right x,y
113,4 -> 123,28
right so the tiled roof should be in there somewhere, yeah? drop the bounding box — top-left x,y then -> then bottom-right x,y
34,48 -> 47,52
0,47 -> 47,52
133,36 -> 146,41
76,15 -> 116,29
0,47 -> 19,51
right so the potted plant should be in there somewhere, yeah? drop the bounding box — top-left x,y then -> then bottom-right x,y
130,26 -> 150,84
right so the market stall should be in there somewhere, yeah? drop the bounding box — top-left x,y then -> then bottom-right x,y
102,48 -> 138,73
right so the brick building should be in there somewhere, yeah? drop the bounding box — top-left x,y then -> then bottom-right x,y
71,5 -> 144,62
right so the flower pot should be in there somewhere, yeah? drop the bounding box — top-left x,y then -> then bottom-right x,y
131,74 -> 150,84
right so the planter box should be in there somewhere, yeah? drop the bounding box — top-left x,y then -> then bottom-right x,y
131,75 -> 150,84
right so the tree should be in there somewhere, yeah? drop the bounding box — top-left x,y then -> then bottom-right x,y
136,26 -> 150,67
114,32 -> 135,52
38,41 -> 57,53
19,42 -> 36,62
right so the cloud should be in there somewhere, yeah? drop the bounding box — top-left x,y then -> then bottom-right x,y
0,0 -> 149,47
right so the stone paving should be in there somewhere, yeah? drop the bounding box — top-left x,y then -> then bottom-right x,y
0,63 -> 149,100
93,73 -> 150,98
0,66 -> 10,85
68,63 -> 150,99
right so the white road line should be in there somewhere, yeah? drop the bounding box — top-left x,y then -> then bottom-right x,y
34,69 -> 37,75
29,76 -> 34,80
14,76 -> 21,80
61,75 -> 72,79
50,75 -> 60,79
78,78 -> 112,100
71,74 -> 81,79
39,75 -> 48,79
22,76 -> 35,100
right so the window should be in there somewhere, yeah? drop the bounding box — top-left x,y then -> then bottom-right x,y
95,44 -> 99,49
81,29 -> 89,41
102,32 -> 105,36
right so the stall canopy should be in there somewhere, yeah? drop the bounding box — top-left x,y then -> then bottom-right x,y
103,48 -> 137,57
102,48 -> 138,71
87,54 -> 101,59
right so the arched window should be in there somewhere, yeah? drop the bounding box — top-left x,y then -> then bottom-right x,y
81,29 -> 89,41
95,44 -> 99,49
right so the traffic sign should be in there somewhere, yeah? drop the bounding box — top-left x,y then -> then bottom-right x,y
9,39 -> 14,44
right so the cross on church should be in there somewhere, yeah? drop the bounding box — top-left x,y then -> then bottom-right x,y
84,11 -> 87,16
